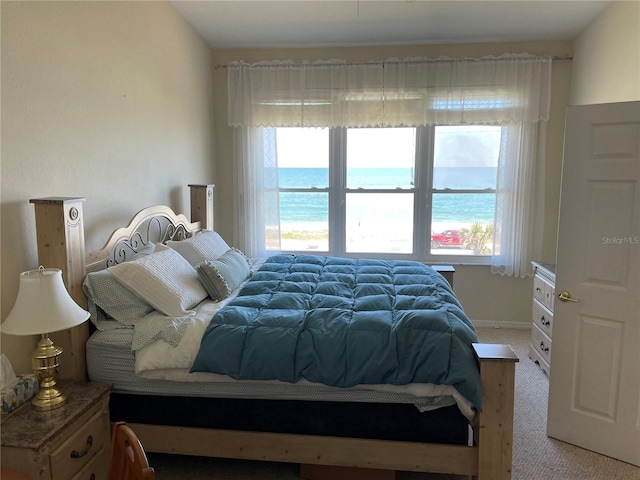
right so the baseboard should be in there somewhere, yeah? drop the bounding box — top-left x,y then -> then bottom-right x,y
472,319 -> 531,329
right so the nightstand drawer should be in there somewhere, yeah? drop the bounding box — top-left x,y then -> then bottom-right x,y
531,323 -> 552,364
50,410 -> 109,480
70,448 -> 109,480
532,300 -> 553,337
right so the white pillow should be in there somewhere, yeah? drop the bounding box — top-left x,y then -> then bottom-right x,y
166,231 -> 230,266
109,248 -> 207,317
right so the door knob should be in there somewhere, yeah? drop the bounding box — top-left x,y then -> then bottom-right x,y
558,290 -> 580,303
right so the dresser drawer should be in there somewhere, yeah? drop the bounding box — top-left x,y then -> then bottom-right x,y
528,343 -> 550,376
532,300 -> 553,337
533,275 -> 555,311
50,410 -> 109,480
533,275 -> 545,304
530,323 -> 552,364
544,281 -> 555,312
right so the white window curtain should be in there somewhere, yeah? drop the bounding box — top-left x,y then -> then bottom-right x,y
492,122 -> 547,277
230,54 -> 552,276
233,127 -> 281,257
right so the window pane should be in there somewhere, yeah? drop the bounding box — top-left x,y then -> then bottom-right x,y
433,126 -> 500,190
432,193 -> 496,225
277,128 -> 329,187
430,193 -> 496,256
431,124 -> 500,257
346,193 -> 413,253
280,192 -> 328,252
277,127 -> 329,252
347,128 -> 415,188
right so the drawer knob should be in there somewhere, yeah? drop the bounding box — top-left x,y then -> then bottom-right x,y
540,315 -> 550,326
540,341 -> 549,353
70,434 -> 93,459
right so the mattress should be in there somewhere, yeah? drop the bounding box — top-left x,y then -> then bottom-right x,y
88,327 -> 473,445
86,327 -> 473,419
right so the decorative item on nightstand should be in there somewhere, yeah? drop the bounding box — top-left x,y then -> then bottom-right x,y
0,267 -> 90,411
0,353 -> 39,416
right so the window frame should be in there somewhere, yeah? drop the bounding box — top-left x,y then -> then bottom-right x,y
275,126 -> 498,265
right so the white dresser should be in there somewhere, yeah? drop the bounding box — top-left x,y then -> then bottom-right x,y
529,261 -> 555,376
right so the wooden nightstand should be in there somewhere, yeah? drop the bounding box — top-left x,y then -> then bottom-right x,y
1,382 -> 110,480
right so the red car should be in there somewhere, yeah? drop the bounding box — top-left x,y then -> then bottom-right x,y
431,229 -> 463,248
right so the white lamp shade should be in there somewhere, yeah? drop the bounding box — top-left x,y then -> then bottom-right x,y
1,268 -> 90,336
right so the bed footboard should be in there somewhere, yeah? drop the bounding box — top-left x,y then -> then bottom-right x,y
129,425 -> 479,474
128,344 -> 517,480
473,343 -> 519,480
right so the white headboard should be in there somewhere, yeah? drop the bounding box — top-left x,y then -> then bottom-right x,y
29,184 -> 214,381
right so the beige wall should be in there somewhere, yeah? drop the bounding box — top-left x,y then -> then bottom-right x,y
1,1 -> 216,372
211,41 -> 574,327
571,1 -> 640,105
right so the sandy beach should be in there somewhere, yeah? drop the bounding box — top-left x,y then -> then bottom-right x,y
278,220 -> 482,254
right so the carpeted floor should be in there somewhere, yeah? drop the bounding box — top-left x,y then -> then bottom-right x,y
147,327 -> 640,479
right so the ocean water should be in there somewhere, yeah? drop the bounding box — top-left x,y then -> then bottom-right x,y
278,167 -> 496,226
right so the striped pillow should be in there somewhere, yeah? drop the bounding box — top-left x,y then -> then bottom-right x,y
197,248 -> 251,301
109,248 -> 207,317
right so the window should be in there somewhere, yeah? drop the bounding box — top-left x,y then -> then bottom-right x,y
273,125 -> 502,263
431,126 -> 501,258
232,56 -> 550,275
345,128 -> 416,254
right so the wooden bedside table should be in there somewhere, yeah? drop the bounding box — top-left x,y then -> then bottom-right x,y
1,382 -> 110,480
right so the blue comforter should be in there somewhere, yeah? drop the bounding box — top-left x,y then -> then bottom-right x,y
191,254 -> 482,409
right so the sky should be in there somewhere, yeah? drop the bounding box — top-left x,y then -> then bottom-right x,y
276,126 -> 501,168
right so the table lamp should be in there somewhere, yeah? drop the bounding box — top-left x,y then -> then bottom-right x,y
1,267 -> 90,411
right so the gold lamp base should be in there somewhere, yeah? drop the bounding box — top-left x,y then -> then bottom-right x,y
31,334 -> 66,411
32,386 -> 66,411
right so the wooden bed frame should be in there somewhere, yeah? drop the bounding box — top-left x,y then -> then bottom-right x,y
29,184 -> 518,480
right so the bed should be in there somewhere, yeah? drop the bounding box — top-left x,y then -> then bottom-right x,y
29,184 -> 518,480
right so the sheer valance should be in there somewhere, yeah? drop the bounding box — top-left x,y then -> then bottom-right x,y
227,54 -> 552,128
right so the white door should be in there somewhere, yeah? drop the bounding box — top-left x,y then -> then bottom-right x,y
547,101 -> 640,466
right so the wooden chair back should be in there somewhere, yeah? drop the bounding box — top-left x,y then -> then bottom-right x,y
108,422 -> 155,480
